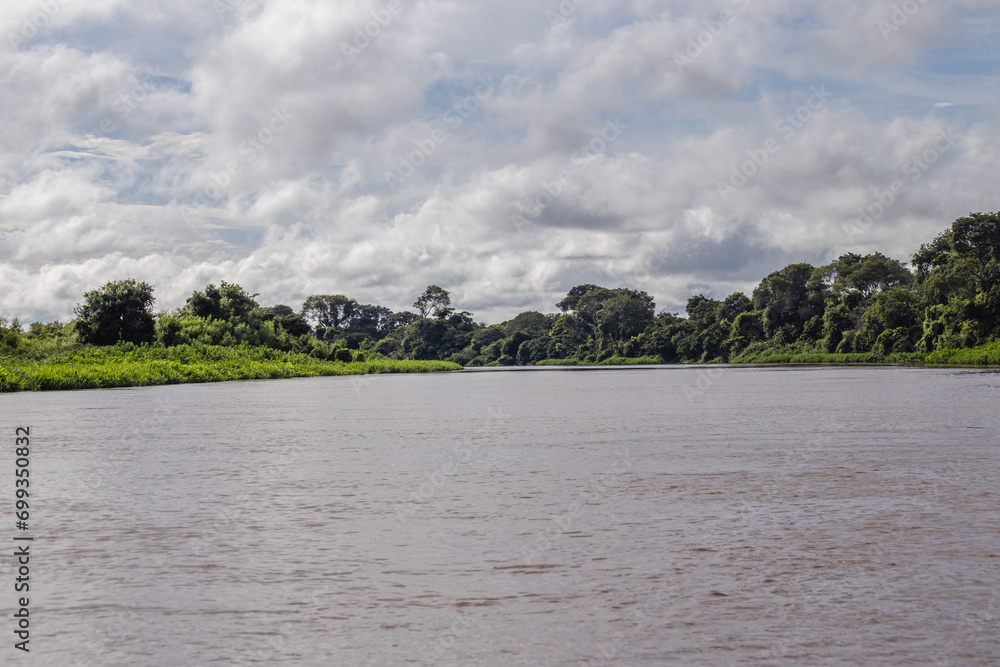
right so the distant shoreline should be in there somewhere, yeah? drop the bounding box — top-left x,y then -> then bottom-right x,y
464,343 -> 999,368
2,340 -> 996,393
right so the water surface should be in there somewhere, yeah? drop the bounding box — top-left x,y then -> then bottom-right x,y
3,366 -> 998,665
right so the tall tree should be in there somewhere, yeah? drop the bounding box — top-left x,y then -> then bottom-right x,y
301,294 -> 358,331
413,285 -> 451,318
752,263 -> 820,339
832,252 -> 913,298
913,212 -> 1000,347
348,304 -> 394,338
263,305 -> 312,337
595,291 -> 656,343
557,284 -> 601,312
185,282 -> 260,325
74,279 -> 156,346
505,311 -> 551,338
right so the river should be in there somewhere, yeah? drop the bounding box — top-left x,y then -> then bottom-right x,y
2,365 -> 998,665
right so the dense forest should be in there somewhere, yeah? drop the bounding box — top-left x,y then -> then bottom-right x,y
2,212 -> 999,367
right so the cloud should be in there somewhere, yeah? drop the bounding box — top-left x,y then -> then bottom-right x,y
1,0 -> 999,324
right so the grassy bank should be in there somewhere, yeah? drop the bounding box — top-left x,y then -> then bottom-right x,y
533,356 -> 663,366
0,342 -> 462,392
925,341 -> 1000,366
511,347 -> 1000,368
732,351 -> 883,364
731,346 -> 999,366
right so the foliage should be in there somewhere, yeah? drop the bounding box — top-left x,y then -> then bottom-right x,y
8,212 -> 1000,386
926,340 -> 1000,366
184,281 -> 260,325
0,342 -> 460,392
155,313 -> 294,350
534,356 -> 661,366
413,285 -> 452,318
732,351 -> 882,364
302,294 -> 358,331
263,305 -> 312,337
913,212 -> 1000,349
0,318 -> 27,358
74,279 -> 156,346
303,294 -> 402,344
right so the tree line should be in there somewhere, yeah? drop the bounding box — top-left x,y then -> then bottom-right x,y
3,212 -> 998,365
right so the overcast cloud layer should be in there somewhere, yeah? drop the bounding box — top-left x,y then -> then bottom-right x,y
1,0 -> 998,323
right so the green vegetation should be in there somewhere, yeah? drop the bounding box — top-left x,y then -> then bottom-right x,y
74,279 -> 155,346
444,212 -> 998,368
0,342 -> 460,392
2,212 -> 998,391
731,351 -> 882,364
0,278 -> 464,392
534,356 -> 663,366
926,341 -> 1000,366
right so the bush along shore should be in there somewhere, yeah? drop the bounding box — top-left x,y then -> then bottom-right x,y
2,212 -> 998,384
531,347 -> 994,366
0,342 -> 461,393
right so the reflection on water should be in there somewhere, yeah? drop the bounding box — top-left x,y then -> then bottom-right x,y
4,366 -> 999,665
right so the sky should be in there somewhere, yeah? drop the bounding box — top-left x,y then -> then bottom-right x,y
1,0 -> 998,324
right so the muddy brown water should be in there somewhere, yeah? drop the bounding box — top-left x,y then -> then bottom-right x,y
3,365 -> 998,665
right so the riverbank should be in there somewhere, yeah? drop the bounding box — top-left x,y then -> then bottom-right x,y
515,342 -> 1000,367
731,341 -> 1000,366
533,356 -> 662,366
0,343 -> 462,392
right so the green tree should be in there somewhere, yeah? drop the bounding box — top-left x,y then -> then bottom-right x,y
348,304 -> 394,338
393,310 -> 476,360
413,285 -> 451,318
719,292 -> 753,323
185,282 -> 260,325
913,212 -> 1000,347
0,318 -> 27,357
565,286 -> 655,345
301,294 -> 358,331
74,279 -> 156,346
855,286 -> 921,352
725,310 -> 766,358
595,291 -> 655,343
827,252 -> 912,298
547,314 -> 589,358
505,311 -> 551,338
557,284 -> 601,312
472,324 -> 507,352
263,305 -> 312,337
516,337 -> 551,365
752,263 -> 820,339
385,311 -> 418,331
625,312 -> 685,362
